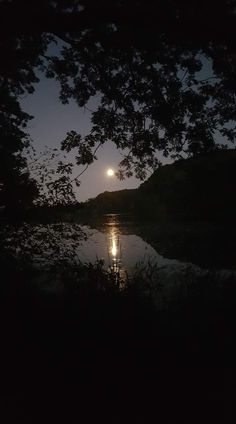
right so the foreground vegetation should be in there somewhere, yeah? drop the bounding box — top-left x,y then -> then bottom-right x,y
2,130 -> 234,422
1,249 -> 236,422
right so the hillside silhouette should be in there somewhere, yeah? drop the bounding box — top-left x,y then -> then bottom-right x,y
85,149 -> 236,221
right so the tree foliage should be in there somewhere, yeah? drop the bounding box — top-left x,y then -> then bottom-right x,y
0,84 -> 39,210
27,145 -> 80,206
0,20 -> 51,209
1,0 -> 236,196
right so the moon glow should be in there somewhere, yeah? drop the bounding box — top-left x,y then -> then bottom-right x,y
107,168 -> 115,177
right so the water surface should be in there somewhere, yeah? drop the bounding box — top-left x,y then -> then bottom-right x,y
77,214 -> 182,272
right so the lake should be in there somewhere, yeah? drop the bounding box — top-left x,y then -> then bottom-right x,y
77,214 -> 182,272
78,213 -> 236,270
2,213 -> 235,297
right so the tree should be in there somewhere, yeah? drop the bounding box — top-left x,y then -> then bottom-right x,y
0,84 -> 39,211
1,0 -> 236,188
0,20 -> 51,211
27,146 -> 80,206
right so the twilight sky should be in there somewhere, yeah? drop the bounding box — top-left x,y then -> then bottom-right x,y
20,71 -> 172,201
20,51 -> 216,202
20,74 -> 142,201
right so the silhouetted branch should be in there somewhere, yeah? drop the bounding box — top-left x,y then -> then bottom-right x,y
70,142 -> 102,183
1,4 -> 236,50
70,164 -> 89,182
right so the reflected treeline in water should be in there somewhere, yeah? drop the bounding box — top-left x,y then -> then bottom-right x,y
86,213 -> 236,271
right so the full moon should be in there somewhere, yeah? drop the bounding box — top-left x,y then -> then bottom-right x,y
107,168 -> 115,177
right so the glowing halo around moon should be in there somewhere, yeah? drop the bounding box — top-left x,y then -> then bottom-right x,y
107,168 -> 115,177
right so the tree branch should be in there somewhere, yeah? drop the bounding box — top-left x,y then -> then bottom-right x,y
1,4 -> 236,51
70,142 -> 102,182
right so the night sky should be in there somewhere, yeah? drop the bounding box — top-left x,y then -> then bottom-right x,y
20,48 -> 216,202
20,73 -> 146,202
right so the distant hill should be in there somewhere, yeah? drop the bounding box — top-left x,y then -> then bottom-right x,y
84,188 -> 137,214
85,149 -> 236,221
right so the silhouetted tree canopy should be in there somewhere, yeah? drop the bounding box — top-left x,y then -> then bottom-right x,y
0,68 -> 40,210
1,0 -> 236,188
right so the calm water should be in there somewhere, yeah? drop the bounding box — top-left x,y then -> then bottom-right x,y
76,214 -> 236,288
77,214 -> 182,273
2,214 -> 235,301
3,214 -> 235,284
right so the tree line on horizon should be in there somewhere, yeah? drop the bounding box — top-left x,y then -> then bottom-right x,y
83,150 -> 236,221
